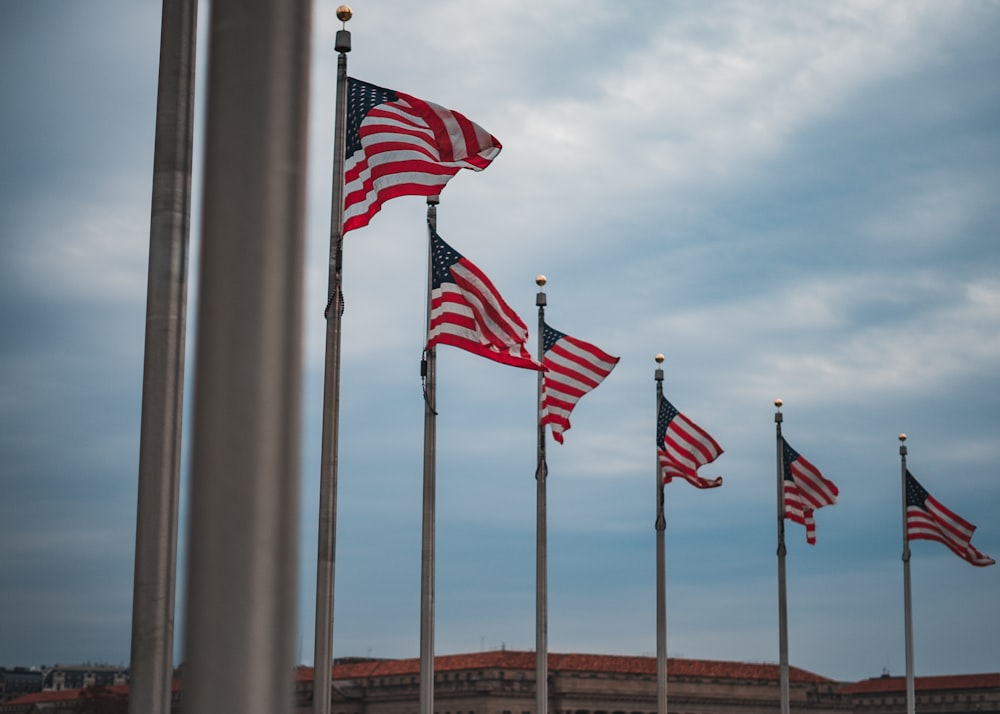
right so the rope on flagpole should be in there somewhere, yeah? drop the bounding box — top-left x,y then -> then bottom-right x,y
654,354 -> 667,714
900,433 -> 915,714
775,398 -> 789,714
313,8 -> 352,714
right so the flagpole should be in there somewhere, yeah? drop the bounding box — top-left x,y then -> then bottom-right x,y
420,196 -> 441,714
900,433 -> 915,714
129,1 -> 196,712
313,9 -> 351,714
181,0 -> 311,709
654,354 -> 667,714
535,276 -> 549,714
775,398 -> 789,714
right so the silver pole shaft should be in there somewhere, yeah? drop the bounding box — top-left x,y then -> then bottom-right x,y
420,197 -> 440,714
182,2 -> 312,713
129,1 -> 197,713
901,438 -> 914,714
775,408 -> 789,714
535,284 -> 548,714
654,361 -> 667,714
313,26 -> 351,714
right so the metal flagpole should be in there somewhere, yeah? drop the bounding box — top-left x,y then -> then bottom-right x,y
900,433 -> 915,714
654,354 -> 667,714
313,8 -> 352,714
129,1 -> 197,713
535,276 -> 549,714
420,196 -> 441,714
182,0 -> 312,711
775,398 -> 789,714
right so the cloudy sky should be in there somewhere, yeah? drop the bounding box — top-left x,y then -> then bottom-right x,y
1,0 -> 998,684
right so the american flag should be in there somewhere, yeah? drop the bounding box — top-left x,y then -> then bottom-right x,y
906,470 -> 994,567
540,323 -> 619,444
781,438 -> 838,545
427,230 -> 541,371
343,78 -> 502,233
656,396 -> 723,489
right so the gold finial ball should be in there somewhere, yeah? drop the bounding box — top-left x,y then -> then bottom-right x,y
336,5 -> 353,22
774,398 -> 783,408
899,433 -> 907,442
655,353 -> 664,364
535,275 -> 547,287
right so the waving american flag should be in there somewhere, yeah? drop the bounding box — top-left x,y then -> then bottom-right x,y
427,230 -> 540,371
343,78 -> 502,233
781,438 -> 838,544
656,396 -> 723,489
540,323 -> 619,444
906,470 -> 994,567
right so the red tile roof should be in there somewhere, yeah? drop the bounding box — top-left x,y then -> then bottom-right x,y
840,673 -> 1000,694
297,650 -> 831,684
4,681 -> 182,706
4,684 -> 130,705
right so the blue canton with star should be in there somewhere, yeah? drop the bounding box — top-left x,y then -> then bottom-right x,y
781,438 -> 800,481
905,471 -> 929,509
430,230 -> 462,289
542,323 -> 566,355
346,77 -> 398,156
656,397 -> 679,446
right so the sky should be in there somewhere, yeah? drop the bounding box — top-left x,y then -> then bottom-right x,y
1,0 -> 998,685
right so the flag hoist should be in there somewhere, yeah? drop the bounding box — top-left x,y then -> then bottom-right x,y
653,356 -> 724,714
898,434 -> 994,714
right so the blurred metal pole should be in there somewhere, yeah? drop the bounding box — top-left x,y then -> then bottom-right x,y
129,1 -> 197,713
900,434 -> 915,714
654,354 -> 667,714
419,197 -> 440,714
182,1 -> 313,712
775,400 -> 789,714
534,277 -> 548,714
313,11 -> 351,714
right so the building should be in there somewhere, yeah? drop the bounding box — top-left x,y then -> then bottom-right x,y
3,650 -> 999,714
841,672 -> 1000,714
293,650 -> 1000,714
0,669 -> 43,703
295,650 -> 848,714
42,666 -> 127,693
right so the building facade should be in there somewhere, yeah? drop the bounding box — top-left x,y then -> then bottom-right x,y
0,669 -> 43,703
3,650 -> 999,714
293,650 -> 1000,714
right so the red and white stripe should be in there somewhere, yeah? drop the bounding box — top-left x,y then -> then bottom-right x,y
541,333 -> 618,444
344,93 -> 501,233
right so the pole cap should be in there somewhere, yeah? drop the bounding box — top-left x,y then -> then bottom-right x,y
655,353 -> 664,364
774,398 -> 783,408
536,275 -> 547,286
899,433 -> 907,442
336,5 -> 353,23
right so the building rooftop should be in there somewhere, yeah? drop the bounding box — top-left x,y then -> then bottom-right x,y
840,672 -> 1000,694
297,649 -> 833,684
